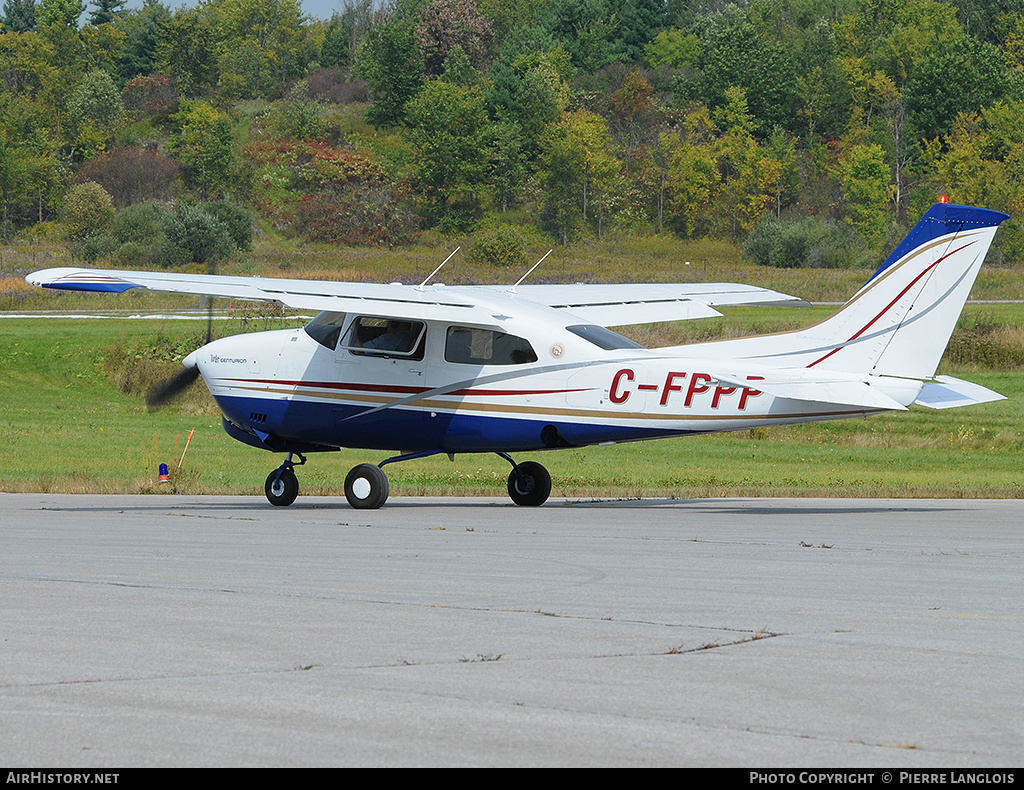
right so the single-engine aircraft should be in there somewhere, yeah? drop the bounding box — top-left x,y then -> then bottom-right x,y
27,203 -> 1008,509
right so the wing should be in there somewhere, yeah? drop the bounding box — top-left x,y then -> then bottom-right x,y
27,267 -> 807,328
25,266 -> 501,325
502,283 -> 809,326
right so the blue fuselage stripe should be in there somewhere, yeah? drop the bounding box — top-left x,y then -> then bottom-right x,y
216,394 -> 683,453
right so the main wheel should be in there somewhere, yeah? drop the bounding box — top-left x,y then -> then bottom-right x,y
507,461 -> 551,507
265,467 -> 299,507
345,463 -> 390,509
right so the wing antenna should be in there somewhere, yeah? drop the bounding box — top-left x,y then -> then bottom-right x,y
509,249 -> 553,294
417,247 -> 460,291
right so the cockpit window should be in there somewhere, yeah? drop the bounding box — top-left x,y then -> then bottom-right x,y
304,311 -> 348,349
445,326 -> 537,365
566,324 -> 645,350
342,316 -> 426,360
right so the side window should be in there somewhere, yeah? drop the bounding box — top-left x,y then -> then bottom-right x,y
342,316 -> 425,360
445,326 -> 537,365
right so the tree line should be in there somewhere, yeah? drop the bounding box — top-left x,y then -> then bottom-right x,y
1,0 -> 1023,267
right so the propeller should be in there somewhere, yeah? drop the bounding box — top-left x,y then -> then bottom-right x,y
146,363 -> 202,408
146,291 -> 215,409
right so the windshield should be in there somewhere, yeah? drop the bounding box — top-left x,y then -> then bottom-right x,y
304,311 -> 348,349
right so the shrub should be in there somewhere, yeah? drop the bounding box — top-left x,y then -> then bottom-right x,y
77,147 -> 181,207
160,205 -> 235,268
296,184 -> 419,246
946,316 -> 1024,370
62,181 -> 116,239
112,202 -> 167,246
203,200 -> 253,251
78,231 -> 119,262
121,76 -> 179,118
744,216 -> 863,268
467,225 -> 528,268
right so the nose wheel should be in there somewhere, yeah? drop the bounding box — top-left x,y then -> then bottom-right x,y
264,452 -> 305,507
265,467 -> 298,506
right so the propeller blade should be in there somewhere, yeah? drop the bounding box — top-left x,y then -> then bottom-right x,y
146,364 -> 201,408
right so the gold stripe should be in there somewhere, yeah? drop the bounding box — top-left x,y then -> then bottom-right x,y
216,382 -> 879,424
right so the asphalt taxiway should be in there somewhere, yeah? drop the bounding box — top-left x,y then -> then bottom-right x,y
1,494 -> 1021,767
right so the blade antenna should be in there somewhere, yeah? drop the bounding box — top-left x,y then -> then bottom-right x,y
509,249 -> 553,294
417,247 -> 460,291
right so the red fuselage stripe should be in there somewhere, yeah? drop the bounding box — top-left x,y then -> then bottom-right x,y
222,378 -> 586,397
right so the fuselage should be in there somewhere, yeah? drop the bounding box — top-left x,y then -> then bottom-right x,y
186,290 -> 918,457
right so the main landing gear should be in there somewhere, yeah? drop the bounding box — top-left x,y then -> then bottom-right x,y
262,450 -> 552,509
500,455 -> 552,507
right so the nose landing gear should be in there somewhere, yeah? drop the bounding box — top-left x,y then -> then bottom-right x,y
264,452 -> 305,507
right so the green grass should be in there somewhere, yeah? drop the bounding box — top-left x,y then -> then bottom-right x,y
3,315 -> 1022,499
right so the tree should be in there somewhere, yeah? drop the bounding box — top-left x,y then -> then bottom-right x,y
538,108 -> 621,242
167,100 -> 234,200
320,0 -> 372,75
540,0 -> 618,72
76,146 -> 181,206
207,0 -> 313,98
695,5 -> 799,134
609,0 -> 664,64
486,49 -> 569,157
487,119 -> 528,211
160,204 -> 235,267
114,0 -> 172,82
405,79 -> 492,227
66,69 -> 124,159
156,6 -> 217,97
87,0 -> 124,27
37,0 -> 83,28
441,44 -> 480,86
3,0 -> 37,31
837,142 -> 895,242
661,126 -> 719,237
0,129 -> 31,222
415,0 -> 494,76
904,33 -> 1008,141
356,19 -> 424,127
645,27 -> 700,69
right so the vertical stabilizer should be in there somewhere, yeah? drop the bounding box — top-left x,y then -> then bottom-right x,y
811,203 -> 1008,378
677,204 -> 1008,380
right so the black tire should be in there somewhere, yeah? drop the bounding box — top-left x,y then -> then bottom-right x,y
345,463 -> 390,509
265,467 -> 299,507
507,461 -> 551,507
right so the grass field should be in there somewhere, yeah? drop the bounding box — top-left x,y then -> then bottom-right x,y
3,306 -> 1021,500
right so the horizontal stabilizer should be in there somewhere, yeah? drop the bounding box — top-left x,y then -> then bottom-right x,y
914,376 -> 1006,410
713,372 -> 908,412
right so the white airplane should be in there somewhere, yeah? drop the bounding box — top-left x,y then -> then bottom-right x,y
27,202 -> 1008,509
